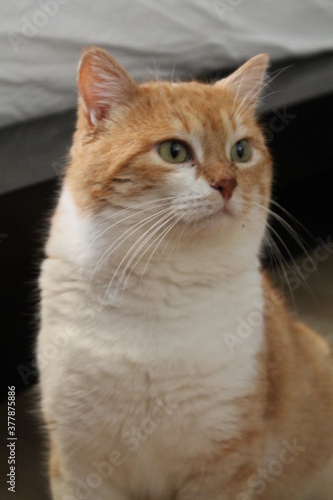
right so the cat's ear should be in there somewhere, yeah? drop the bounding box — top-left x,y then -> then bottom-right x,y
215,53 -> 269,109
77,47 -> 137,128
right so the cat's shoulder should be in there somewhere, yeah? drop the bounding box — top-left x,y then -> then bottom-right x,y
261,269 -> 332,378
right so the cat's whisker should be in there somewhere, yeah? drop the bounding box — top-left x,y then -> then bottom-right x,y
80,196 -> 180,274
85,211 -> 171,299
121,214 -> 182,297
261,227 -> 280,268
170,54 -> 181,83
264,197 -> 315,242
234,82 -> 260,118
249,195 -> 315,261
255,213 -> 301,306
263,216 -> 314,301
242,196 -> 311,303
238,86 -> 262,116
234,65 -> 292,118
235,88 -> 273,118
244,89 -> 288,117
257,66 -> 293,105
104,208 -> 176,293
160,211 -> 195,258
136,212 -> 186,288
109,210 -> 178,302
117,205 -> 198,300
114,211 -> 177,289
244,192 -> 312,253
85,195 -> 179,233
261,227 -> 298,307
233,70 -> 274,117
266,210 -> 312,260
88,206 -> 175,289
263,65 -> 293,90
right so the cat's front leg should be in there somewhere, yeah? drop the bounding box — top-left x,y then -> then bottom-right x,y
50,470 -> 128,500
48,438 -> 75,500
48,439 -> 128,500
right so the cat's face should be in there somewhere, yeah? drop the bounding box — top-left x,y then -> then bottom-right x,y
63,48 -> 272,286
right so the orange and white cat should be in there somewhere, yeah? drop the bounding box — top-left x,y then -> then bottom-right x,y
37,48 -> 333,499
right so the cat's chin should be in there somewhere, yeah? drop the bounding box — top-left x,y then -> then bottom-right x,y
179,207 -> 235,237
199,208 -> 231,225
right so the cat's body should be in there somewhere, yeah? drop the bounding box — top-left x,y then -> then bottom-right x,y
38,49 -> 333,499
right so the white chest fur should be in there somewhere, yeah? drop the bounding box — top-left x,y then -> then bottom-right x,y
38,261 -> 264,493
38,189 -> 266,497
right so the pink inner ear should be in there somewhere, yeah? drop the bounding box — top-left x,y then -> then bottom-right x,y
78,54 -> 109,125
215,53 -> 269,109
77,48 -> 136,128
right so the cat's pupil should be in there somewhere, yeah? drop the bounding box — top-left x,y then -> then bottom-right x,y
170,142 -> 180,158
236,141 -> 244,158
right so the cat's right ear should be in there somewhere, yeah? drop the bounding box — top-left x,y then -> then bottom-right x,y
77,47 -> 137,129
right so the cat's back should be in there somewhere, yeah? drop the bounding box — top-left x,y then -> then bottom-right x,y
261,273 -> 333,498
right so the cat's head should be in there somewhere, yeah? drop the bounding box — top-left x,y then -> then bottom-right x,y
61,48 -> 272,292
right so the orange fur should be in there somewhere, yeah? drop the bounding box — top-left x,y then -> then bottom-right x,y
43,48 -> 333,499
49,439 -> 60,479
66,51 -> 271,216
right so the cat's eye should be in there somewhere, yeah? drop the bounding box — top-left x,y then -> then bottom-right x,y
230,139 -> 252,163
158,140 -> 190,164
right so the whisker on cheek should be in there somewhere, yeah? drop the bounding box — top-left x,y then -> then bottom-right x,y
139,213 -> 185,276
106,211 -> 178,304
162,210 -> 198,258
85,206 -> 176,292
79,196 -> 179,274
248,195 -> 314,261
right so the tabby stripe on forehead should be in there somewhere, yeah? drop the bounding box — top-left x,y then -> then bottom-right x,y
220,110 -> 234,139
113,178 -> 131,183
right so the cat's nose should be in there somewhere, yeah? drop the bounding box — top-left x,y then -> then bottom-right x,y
210,178 -> 237,201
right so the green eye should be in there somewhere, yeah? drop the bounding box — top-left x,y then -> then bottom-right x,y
230,139 -> 252,162
159,140 -> 190,163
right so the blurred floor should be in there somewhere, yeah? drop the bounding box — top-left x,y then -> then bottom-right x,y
0,254 -> 332,499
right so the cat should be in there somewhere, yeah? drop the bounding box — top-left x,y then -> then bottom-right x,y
37,47 -> 333,499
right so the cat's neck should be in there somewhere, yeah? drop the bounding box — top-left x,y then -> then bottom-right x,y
118,261 -> 263,321
46,186 -> 264,316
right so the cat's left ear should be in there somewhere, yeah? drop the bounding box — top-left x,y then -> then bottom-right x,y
215,53 -> 269,109
77,47 -> 137,129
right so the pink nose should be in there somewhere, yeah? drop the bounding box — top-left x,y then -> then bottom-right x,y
211,178 -> 237,201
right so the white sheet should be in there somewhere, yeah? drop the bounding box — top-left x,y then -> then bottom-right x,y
1,0 -> 333,128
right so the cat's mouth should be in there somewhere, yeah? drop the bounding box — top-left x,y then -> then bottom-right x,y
222,201 -> 236,215
206,197 -> 238,218
183,203 -> 235,231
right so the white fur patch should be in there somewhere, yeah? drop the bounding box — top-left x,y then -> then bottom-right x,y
39,165 -> 267,497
